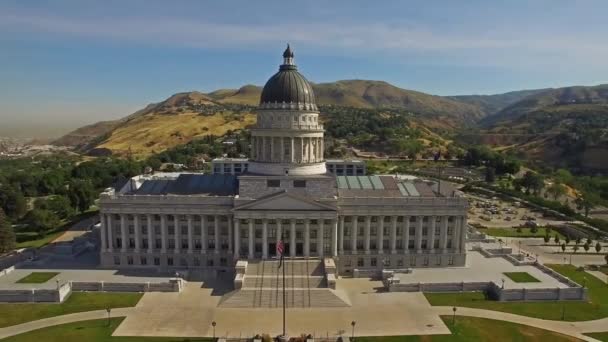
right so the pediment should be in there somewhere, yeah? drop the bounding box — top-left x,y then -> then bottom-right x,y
234,192 -> 336,211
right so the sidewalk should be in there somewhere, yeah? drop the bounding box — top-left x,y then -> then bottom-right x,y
0,307 -> 135,339
432,306 -> 608,342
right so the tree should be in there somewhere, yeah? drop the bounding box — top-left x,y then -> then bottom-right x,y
520,171 -> 544,195
575,237 -> 582,245
596,242 -> 603,254
543,234 -> 550,244
583,242 -> 590,253
554,235 -> 560,245
605,254 -> 608,265
565,235 -> 571,245
575,191 -> 600,217
47,196 -> 75,219
0,188 -> 27,219
561,243 -> 566,253
485,167 -> 496,183
25,209 -> 61,233
67,180 -> 95,213
0,208 -> 16,254
546,183 -> 566,201
573,244 -> 579,254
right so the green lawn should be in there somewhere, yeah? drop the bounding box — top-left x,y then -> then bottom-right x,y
15,230 -> 66,249
479,227 -> 565,239
2,316 -> 579,342
425,265 -> 608,321
2,317 -> 212,342
15,272 -> 59,284
0,292 -> 143,328
503,272 -> 541,283
585,332 -> 608,342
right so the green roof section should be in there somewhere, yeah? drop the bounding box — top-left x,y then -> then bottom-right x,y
346,176 -> 362,189
397,183 -> 409,197
358,176 -> 373,189
403,182 -> 420,196
336,176 -> 348,189
369,175 -> 385,190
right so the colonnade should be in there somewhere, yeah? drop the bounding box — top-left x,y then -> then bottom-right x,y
251,136 -> 323,163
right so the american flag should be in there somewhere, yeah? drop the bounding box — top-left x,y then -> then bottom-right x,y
276,240 -> 285,268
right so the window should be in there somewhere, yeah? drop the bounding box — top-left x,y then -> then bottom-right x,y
167,257 -> 173,266
154,257 -> 160,266
397,259 -> 404,267
127,256 -> 133,265
113,256 -> 120,265
267,180 -> 280,187
293,180 -> 306,188
357,258 -> 364,267
370,258 -> 377,267
140,256 -> 147,265
193,257 -> 200,266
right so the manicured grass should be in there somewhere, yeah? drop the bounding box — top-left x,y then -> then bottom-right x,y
425,265 -> 608,321
2,316 -> 579,342
503,272 -> 541,283
585,332 -> 608,342
358,316 -> 580,342
15,272 -> 60,284
0,292 -> 143,328
480,227 -> 565,239
15,230 -> 66,249
2,317 -> 212,342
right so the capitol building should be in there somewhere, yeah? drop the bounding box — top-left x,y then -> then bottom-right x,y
98,46 -> 469,275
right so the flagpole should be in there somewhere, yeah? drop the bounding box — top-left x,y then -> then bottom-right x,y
282,251 -> 286,337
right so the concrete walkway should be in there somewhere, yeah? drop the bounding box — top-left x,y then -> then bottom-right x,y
0,307 -> 135,339
432,306 -> 608,342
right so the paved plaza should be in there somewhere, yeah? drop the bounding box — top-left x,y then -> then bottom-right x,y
394,250 -> 569,289
0,268 -> 174,290
113,280 -> 451,338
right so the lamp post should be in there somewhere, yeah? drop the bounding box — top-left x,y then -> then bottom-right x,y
501,278 -> 505,289
452,307 -> 457,325
106,307 -> 111,326
212,321 -> 216,339
351,321 -> 356,340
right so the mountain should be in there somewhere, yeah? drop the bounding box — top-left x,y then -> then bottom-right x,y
209,80 -> 486,124
463,84 -> 608,172
449,89 -> 548,117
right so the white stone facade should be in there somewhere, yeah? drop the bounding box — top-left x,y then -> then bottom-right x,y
98,47 -> 468,274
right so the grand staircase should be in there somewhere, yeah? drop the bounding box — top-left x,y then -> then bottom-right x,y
219,259 -> 348,308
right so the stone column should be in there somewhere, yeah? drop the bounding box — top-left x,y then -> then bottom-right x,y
120,214 -> 127,252
304,219 -> 310,258
262,219 -> 268,259
201,215 -> 207,254
331,219 -> 338,257
248,219 -> 254,259
187,215 -> 194,254
403,216 -> 410,254
214,215 -> 220,254
390,216 -> 397,254
440,216 -> 448,253
174,215 -> 180,254
377,216 -> 384,254
228,217 -> 233,253
270,137 -> 275,162
364,216 -> 371,254
277,219 -> 282,245
160,214 -> 167,253
106,214 -> 113,252
146,214 -> 153,253
100,214 -> 107,251
251,137 -> 256,160
280,137 -> 284,162
351,216 -> 358,254
309,138 -> 314,162
429,216 -> 436,253
338,216 -> 344,255
234,219 -> 240,259
290,219 -> 296,257
459,216 -> 467,253
318,219 -> 324,257
289,137 -> 296,163
133,214 -> 140,252
415,216 -> 423,254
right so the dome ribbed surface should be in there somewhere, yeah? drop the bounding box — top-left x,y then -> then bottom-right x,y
260,66 -> 316,108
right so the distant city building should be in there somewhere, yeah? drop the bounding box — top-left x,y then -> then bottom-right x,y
99,46 -> 468,274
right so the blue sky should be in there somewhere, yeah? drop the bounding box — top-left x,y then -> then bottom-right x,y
1,0 -> 608,136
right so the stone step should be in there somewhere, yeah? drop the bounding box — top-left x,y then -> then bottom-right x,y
219,289 -> 349,308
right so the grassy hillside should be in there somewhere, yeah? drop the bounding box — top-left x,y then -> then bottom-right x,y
449,88 -> 548,116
